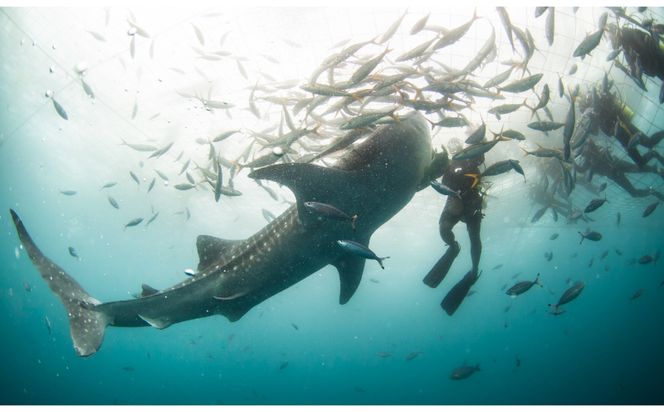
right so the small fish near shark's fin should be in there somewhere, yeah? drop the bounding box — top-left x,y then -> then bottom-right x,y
196,235 -> 242,270
333,253 -> 367,305
140,283 -> 159,297
248,163 -> 359,225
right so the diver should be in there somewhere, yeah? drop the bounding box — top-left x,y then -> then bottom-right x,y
580,81 -> 664,168
423,138 -> 484,316
608,24 -> 664,87
576,137 -> 664,201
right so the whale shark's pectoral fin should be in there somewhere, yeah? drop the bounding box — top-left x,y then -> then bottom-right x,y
249,163 -> 357,224
138,314 -> 171,329
196,235 -> 242,270
140,284 -> 159,297
333,254 -> 367,305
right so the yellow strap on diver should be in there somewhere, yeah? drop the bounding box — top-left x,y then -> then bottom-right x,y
620,102 -> 634,121
464,173 -> 481,189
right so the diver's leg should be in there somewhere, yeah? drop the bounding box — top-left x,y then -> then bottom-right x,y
619,158 -> 664,178
615,121 -> 649,166
640,150 -> 664,167
611,173 -> 663,200
641,130 -> 664,148
466,212 -> 482,276
423,198 -> 462,288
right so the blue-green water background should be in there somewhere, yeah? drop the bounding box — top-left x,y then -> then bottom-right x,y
0,6 -> 663,405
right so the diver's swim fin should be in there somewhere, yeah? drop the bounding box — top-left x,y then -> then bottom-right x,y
423,243 -> 459,288
441,270 -> 479,316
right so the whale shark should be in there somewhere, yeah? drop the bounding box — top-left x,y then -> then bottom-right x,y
9,112 -> 435,357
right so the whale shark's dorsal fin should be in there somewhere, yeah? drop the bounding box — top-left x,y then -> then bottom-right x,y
141,284 -> 159,297
333,253 -> 367,304
196,235 -> 242,270
248,163 -> 358,221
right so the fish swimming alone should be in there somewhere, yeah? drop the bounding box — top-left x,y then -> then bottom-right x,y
549,281 -> 585,315
450,364 -> 480,380
9,112 -> 434,357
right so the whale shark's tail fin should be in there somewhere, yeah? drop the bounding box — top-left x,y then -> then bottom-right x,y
10,209 -> 108,357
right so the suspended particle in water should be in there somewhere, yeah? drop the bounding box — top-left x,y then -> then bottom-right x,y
49,66 -> 54,73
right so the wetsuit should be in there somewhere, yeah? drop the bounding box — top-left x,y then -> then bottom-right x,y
620,27 -> 664,80
593,89 -> 664,167
424,154 -> 484,290
577,138 -> 664,200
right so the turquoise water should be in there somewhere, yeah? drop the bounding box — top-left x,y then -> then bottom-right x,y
0,6 -> 663,405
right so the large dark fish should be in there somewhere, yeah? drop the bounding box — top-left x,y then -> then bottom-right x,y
124,217 -> 144,229
638,255 -> 653,264
452,136 -> 506,161
573,29 -> 604,58
531,206 -> 548,223
450,364 -> 480,380
499,73 -> 543,93
68,247 -> 79,259
579,230 -> 602,243
584,198 -> 607,213
465,123 -> 486,145
506,273 -> 541,296
549,281 -> 585,315
643,201 -> 659,217
629,289 -> 644,301
405,351 -> 422,361
527,121 -> 564,132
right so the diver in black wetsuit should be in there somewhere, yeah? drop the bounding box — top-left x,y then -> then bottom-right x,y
424,141 -> 484,316
576,138 -> 664,200
579,80 -> 664,169
615,25 -> 664,84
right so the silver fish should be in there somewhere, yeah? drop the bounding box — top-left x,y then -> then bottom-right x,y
378,10 -> 407,44
174,183 -> 195,191
147,178 -> 156,193
410,13 -> 430,35
129,171 -> 140,185
124,217 -> 143,228
81,79 -> 95,99
107,196 -> 119,209
499,73 -> 543,93
545,8 -> 555,46
52,98 -> 68,120
146,212 -> 159,226
573,29 -> 603,58
191,23 -> 205,46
